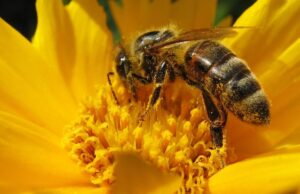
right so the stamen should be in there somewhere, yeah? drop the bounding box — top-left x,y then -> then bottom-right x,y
63,77 -> 229,193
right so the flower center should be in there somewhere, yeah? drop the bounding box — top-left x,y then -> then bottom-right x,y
63,76 -> 228,193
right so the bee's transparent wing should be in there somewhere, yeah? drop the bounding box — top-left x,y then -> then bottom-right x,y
149,27 -> 250,50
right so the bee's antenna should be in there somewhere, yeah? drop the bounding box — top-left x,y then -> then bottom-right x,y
107,72 -> 120,105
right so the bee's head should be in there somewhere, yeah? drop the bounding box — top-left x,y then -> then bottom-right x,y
115,45 -> 131,79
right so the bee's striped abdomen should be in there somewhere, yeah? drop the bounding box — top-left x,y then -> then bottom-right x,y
208,56 -> 270,125
185,40 -> 270,125
223,67 -> 260,102
185,40 -> 232,81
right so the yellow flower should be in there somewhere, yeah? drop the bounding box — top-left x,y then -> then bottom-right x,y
0,0 -> 299,194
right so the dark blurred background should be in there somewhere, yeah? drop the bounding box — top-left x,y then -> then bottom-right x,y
0,0 -> 36,39
0,0 -> 255,40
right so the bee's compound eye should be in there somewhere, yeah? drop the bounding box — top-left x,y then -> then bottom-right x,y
115,50 -> 130,78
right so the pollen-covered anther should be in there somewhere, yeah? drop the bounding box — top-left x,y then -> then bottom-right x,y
63,79 -> 229,193
133,127 -> 143,149
167,116 -> 177,135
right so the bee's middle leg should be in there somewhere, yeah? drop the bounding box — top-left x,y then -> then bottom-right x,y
138,60 -> 169,122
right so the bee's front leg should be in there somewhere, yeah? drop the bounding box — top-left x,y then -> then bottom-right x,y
132,73 -> 153,84
107,72 -> 120,105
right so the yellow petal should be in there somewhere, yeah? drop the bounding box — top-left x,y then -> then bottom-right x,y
225,0 -> 300,74
110,0 -> 216,37
0,186 -> 107,194
279,125 -> 300,147
208,146 -> 300,194
17,186 -> 108,194
112,153 -> 181,194
0,19 -> 76,134
66,0 -> 113,101
33,0 -> 75,86
33,0 -> 112,101
0,111 -> 89,192
69,0 -> 109,34
261,38 -> 300,103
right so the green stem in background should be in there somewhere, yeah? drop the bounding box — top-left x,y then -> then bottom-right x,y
63,0 -> 71,5
214,0 -> 255,26
98,0 -> 122,44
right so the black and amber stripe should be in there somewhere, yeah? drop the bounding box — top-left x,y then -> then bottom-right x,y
185,40 -> 233,82
208,56 -> 269,124
224,68 -> 261,102
185,40 -> 270,125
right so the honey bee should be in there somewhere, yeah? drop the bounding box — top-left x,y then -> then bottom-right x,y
108,26 -> 270,148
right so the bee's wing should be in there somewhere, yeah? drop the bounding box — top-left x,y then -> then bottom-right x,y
149,27 -> 248,50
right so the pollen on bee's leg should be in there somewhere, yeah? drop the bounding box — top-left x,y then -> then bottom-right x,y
63,78 -> 231,193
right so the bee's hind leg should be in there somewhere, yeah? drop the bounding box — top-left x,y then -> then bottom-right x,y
201,89 -> 227,148
177,64 -> 227,145
201,89 -> 228,168
177,65 -> 227,166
